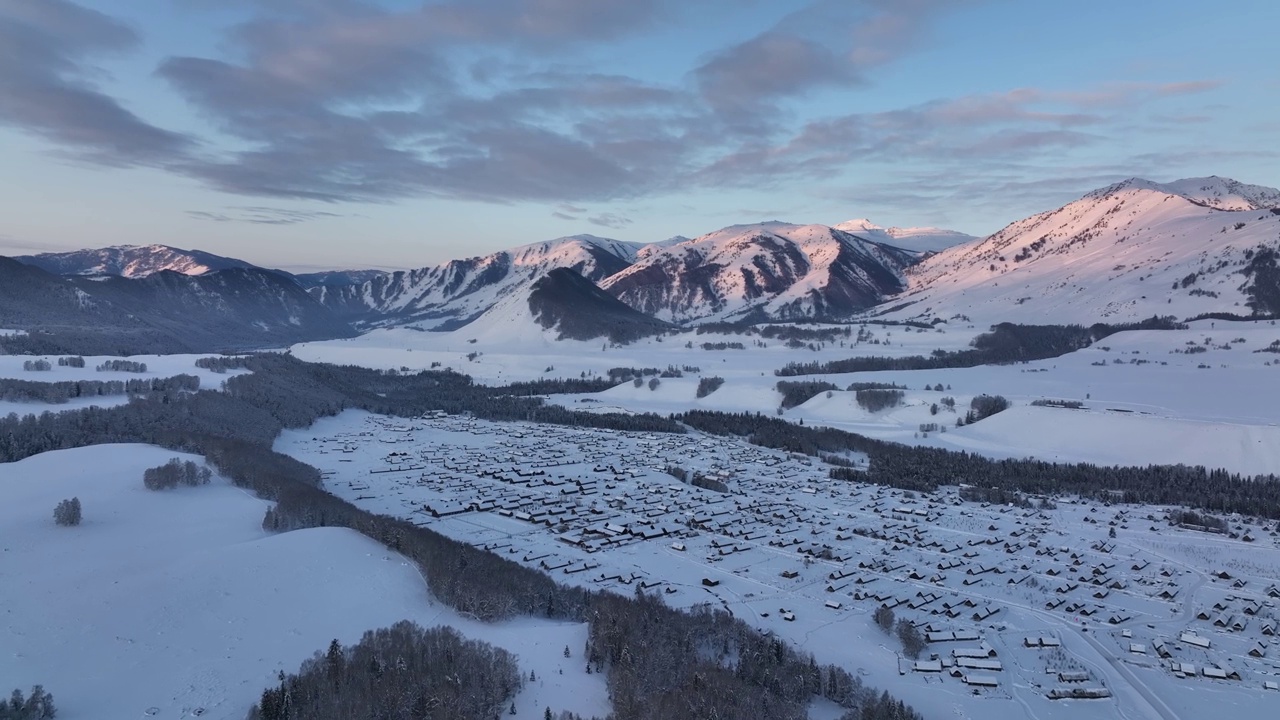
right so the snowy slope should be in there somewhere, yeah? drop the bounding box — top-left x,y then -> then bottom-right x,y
881,176 -> 1280,324
601,222 -> 918,323
0,444 -> 611,720
16,244 -> 259,278
835,219 -> 977,253
310,234 -> 641,329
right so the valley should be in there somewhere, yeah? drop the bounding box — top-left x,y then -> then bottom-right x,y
3,175 -> 1280,720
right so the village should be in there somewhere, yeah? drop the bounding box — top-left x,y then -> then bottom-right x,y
277,409 -> 1280,719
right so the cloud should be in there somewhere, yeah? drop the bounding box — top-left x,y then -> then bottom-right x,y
0,0 -> 1253,222
0,0 -> 193,165
186,206 -> 344,224
846,0 -> 977,68
695,32 -> 857,114
688,83 -> 1219,187
587,212 -> 633,229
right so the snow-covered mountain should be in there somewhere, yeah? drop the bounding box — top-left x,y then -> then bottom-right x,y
881,176 -> 1280,324
16,244 -> 259,278
310,234 -> 642,329
834,219 -> 976,253
0,256 -> 354,351
444,268 -> 672,347
293,269 -> 390,288
600,222 -> 918,323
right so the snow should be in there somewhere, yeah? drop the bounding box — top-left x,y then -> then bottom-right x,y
885,176 -> 1280,325
275,408 -> 1280,720
331,234 -> 638,329
0,353 -> 250,417
0,444 -> 610,720
834,218 -> 977,253
296,312 -> 1280,476
600,222 -> 916,323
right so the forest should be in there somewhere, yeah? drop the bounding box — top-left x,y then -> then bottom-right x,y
0,374 -> 199,404
775,318 -> 1186,376
0,355 -> 921,720
675,410 -> 1280,519
248,623 -> 521,720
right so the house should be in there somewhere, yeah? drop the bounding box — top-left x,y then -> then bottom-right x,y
1129,643 -> 1146,655
701,578 -> 720,587
912,659 -> 943,673
954,646 -> 997,659
1247,642 -> 1268,658
963,674 -> 998,687
971,606 -> 1000,622
1047,687 -> 1111,700
1180,632 -> 1210,649
1057,670 -> 1090,683
955,658 -> 1002,672
1023,636 -> 1061,648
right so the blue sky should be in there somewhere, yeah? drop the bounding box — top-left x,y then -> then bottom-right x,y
1,0 -> 1277,271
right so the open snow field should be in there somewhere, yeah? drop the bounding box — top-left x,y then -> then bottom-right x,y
0,354 -> 251,418
0,444 -> 609,720
277,410 -> 1280,720
293,318 -> 1280,476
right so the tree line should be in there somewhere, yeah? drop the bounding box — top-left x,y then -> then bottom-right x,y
675,410 -> 1280,519
775,318 -> 1186,376
0,355 -> 922,720
0,374 -> 199,404
248,623 -> 520,720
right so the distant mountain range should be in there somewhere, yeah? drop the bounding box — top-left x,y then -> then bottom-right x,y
0,257 -> 354,353
8,176 -> 1280,348
15,244 -> 260,278
832,219 -> 976,253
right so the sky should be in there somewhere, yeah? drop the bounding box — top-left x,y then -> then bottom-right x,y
1,0 -> 1277,271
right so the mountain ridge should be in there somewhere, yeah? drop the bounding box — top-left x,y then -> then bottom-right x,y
881,176 -> 1280,324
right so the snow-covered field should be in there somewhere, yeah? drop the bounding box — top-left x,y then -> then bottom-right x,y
294,318 -> 1280,476
0,354 -> 250,417
0,353 -> 247,386
0,444 -> 609,720
276,410 -> 1280,720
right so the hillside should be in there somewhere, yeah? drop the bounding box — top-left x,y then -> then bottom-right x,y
601,222 -> 918,323
528,268 -> 673,343
310,234 -> 640,329
0,258 -> 354,353
879,176 -> 1280,324
16,244 -> 259,278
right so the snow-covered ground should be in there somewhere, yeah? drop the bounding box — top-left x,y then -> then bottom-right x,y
0,354 -> 250,417
276,410 -> 1280,720
0,353 -> 248,386
294,318 -> 1280,476
0,444 -> 609,720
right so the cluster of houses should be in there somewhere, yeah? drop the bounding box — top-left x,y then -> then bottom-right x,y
299,412 -> 1280,698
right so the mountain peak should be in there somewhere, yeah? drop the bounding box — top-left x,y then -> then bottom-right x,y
601,221 -> 916,323
835,218 -> 883,233
833,219 -> 976,253
15,244 -> 259,279
1091,176 -> 1280,211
